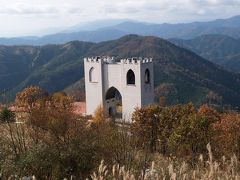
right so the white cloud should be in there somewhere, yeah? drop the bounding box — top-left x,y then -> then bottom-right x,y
102,0 -> 173,14
0,0 -> 239,37
193,0 -> 240,6
0,2 -> 83,15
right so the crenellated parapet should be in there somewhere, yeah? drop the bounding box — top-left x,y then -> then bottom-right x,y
84,56 -> 153,64
84,56 -> 115,63
120,57 -> 153,64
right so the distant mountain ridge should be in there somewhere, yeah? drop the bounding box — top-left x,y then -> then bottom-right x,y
1,35 -> 240,107
103,15 -> 240,38
0,15 -> 240,45
169,34 -> 240,72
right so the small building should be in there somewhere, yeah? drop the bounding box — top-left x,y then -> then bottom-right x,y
84,57 -> 154,122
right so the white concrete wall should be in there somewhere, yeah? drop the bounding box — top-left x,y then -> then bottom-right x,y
103,64 -> 122,92
140,62 -> 154,106
121,62 -> 141,121
84,58 -> 104,115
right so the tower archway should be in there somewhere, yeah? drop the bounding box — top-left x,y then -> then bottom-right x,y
105,87 -> 122,119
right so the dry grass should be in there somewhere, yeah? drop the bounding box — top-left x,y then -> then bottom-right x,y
89,144 -> 240,180
2,145 -> 240,179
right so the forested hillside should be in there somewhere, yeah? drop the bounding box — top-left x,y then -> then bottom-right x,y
1,35 -> 240,107
170,34 -> 240,72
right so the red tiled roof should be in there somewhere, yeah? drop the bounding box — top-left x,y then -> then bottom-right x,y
72,102 -> 86,115
8,102 -> 86,115
9,106 -> 27,112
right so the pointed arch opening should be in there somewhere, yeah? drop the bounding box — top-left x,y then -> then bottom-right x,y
145,68 -> 150,84
126,69 -> 135,85
105,87 -> 122,119
89,67 -> 98,83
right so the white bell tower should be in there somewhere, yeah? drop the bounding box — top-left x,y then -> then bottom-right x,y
84,57 -> 154,122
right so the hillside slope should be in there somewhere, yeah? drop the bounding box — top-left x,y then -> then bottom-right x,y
170,34 -> 240,72
1,35 -> 240,107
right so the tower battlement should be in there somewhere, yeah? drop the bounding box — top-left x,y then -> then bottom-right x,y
84,56 -> 153,65
84,56 -> 115,63
120,57 -> 153,64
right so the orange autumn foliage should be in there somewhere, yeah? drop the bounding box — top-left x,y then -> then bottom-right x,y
214,113 -> 240,157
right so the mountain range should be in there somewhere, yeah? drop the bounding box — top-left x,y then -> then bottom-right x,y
1,35 -> 240,107
0,15 -> 240,45
170,34 -> 240,72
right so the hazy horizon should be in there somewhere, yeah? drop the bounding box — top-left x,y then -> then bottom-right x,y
0,0 -> 240,37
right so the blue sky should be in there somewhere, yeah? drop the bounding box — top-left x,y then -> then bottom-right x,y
0,0 -> 240,37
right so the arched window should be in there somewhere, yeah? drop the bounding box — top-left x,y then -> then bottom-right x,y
145,69 -> 150,84
89,67 -> 98,82
127,69 -> 135,85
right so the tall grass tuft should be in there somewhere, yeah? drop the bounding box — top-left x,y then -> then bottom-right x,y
89,144 -> 240,180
